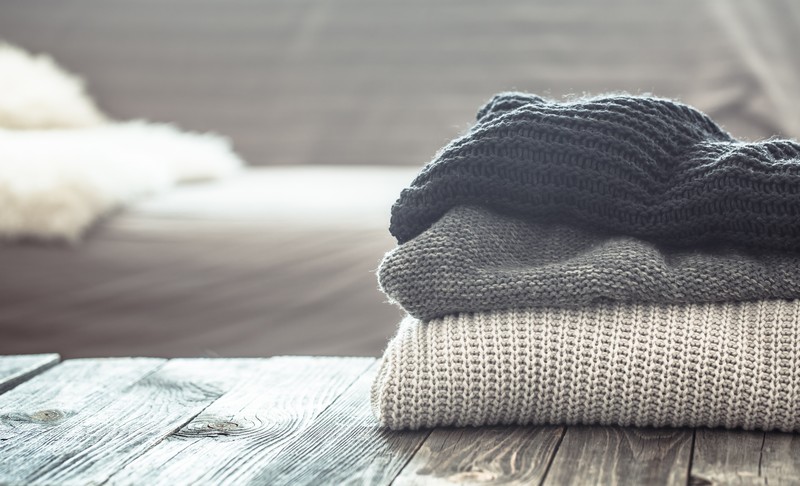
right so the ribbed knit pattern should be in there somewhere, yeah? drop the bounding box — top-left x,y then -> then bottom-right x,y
372,300 -> 800,431
389,93 -> 800,250
380,205 -> 800,320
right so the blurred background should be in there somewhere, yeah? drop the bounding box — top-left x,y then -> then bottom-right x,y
0,0 -> 798,358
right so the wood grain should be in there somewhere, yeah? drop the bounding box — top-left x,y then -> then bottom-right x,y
0,358 -> 255,485
106,357 -> 375,485
691,429 -> 800,485
544,426 -> 693,486
759,433 -> 800,486
4,354 -> 800,485
393,425 -> 565,485
0,354 -> 59,394
0,358 -> 164,445
249,361 -> 430,485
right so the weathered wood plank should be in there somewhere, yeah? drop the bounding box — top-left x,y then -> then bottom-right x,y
249,361 -> 431,486
690,429 -> 764,485
0,357 -> 165,445
544,426 -> 693,486
759,433 -> 800,485
0,358 -> 261,485
393,425 -> 565,485
690,429 -> 800,485
0,354 -> 59,394
106,356 -> 375,485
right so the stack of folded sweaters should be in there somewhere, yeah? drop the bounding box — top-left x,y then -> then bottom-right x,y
371,93 -> 800,431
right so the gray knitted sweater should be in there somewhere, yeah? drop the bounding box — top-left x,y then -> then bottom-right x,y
390,93 -> 800,251
379,205 -> 800,320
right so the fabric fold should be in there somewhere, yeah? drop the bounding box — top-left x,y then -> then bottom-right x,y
379,205 -> 800,320
389,93 -> 800,251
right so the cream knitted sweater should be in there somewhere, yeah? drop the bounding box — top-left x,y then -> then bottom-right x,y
372,300 -> 800,431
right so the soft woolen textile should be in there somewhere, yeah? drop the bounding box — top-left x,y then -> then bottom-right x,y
372,300 -> 800,431
0,122 -> 241,241
0,43 -> 243,241
389,93 -> 800,251
0,43 -> 105,129
379,205 -> 800,320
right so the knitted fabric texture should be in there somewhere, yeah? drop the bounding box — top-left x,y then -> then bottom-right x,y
389,93 -> 800,251
372,300 -> 800,431
379,205 -> 800,320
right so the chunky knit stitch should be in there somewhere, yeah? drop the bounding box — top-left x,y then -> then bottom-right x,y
390,93 -> 800,250
372,300 -> 800,431
380,205 -> 800,320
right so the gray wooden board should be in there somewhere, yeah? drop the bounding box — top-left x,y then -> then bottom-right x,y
3,355 -> 800,485
248,360 -> 431,486
691,429 -> 800,485
544,426 -> 694,486
690,429 -> 765,485
0,354 -> 59,394
393,425 -> 565,485
759,433 -> 800,486
0,358 -> 259,485
106,356 -> 375,485
0,358 -> 165,445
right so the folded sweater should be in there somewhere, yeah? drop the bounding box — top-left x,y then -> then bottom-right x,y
380,205 -> 800,320
389,93 -> 800,251
372,300 -> 800,431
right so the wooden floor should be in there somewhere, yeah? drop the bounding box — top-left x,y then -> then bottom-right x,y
0,167 -> 412,359
1,355 -> 797,485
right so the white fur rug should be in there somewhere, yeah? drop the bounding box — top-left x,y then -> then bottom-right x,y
0,43 -> 242,241
0,43 -> 105,130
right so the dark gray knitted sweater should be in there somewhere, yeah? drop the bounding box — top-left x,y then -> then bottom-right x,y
390,93 -> 800,250
380,205 -> 800,320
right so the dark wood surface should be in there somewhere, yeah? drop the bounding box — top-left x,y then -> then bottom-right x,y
545,426 -> 694,486
0,168 -> 411,359
691,429 -> 800,485
1,355 -> 798,485
394,425 -> 565,485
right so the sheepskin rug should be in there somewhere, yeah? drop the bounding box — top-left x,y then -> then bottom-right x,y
0,43 -> 242,241
0,43 -> 105,129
